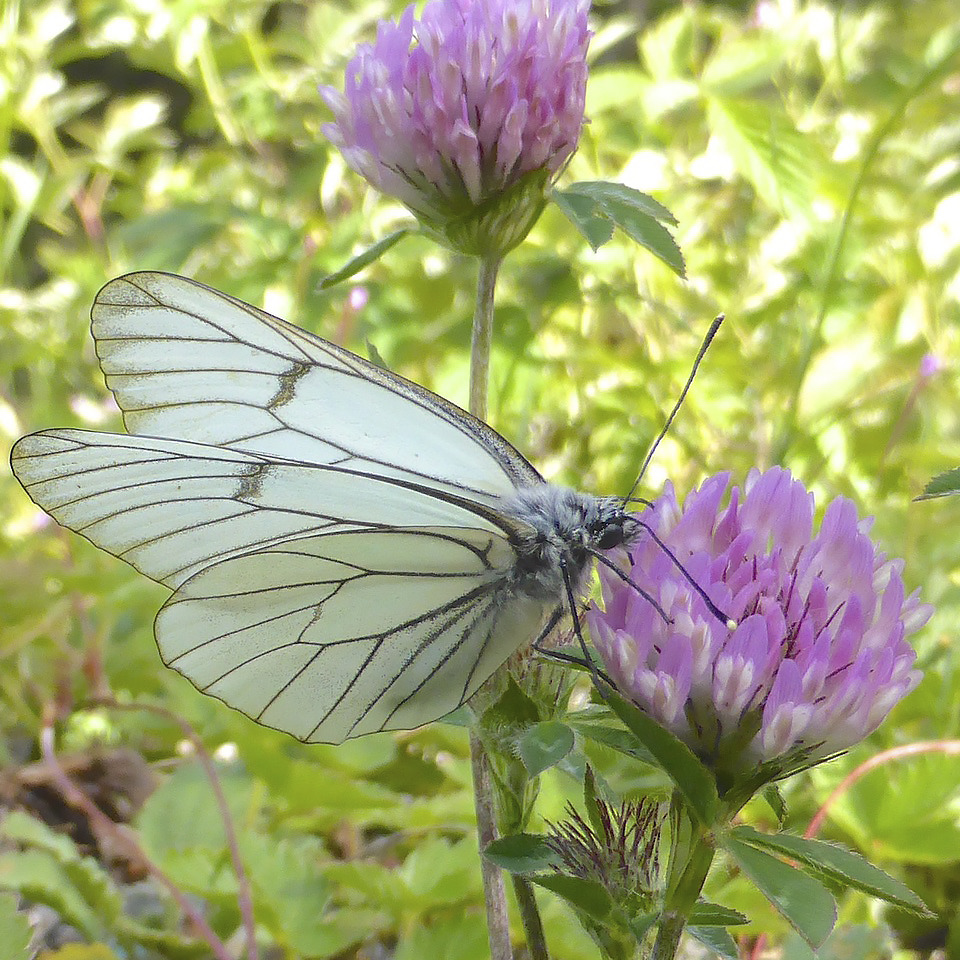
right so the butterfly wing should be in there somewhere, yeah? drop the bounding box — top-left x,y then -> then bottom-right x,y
10,429 -> 518,589
11,273 -> 557,741
91,272 -> 542,503
156,528 -> 549,743
12,428 -> 549,740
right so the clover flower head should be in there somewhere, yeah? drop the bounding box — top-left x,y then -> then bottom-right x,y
321,0 -> 591,254
920,351 -> 943,379
587,468 -> 931,785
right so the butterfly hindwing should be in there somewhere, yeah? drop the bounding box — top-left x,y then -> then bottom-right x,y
156,529 -> 549,742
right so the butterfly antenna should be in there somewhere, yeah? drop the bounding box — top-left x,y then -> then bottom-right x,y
592,525 -> 735,629
624,314 -> 725,505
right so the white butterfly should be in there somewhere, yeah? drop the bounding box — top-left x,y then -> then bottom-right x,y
11,273 -> 637,743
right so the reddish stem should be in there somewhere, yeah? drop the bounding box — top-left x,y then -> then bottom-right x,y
98,697 -> 260,960
40,722 -> 235,960
747,740 -> 960,960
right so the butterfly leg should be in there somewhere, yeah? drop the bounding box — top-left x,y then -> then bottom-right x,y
530,561 -> 617,692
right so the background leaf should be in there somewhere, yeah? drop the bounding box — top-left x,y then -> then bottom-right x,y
0,894 -> 32,960
722,832 -> 837,948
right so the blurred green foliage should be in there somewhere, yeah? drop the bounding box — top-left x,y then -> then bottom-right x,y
0,0 -> 958,957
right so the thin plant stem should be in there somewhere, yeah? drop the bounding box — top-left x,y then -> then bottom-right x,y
197,32 -> 242,146
806,739 -> 960,838
512,876 -> 549,960
467,252 -> 514,960
469,254 -> 502,421
772,33 -> 960,462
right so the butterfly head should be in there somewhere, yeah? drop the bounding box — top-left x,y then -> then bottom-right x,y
587,500 -> 641,552
500,486 -> 637,603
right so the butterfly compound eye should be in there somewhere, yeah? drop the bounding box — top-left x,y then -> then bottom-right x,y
595,521 -> 626,551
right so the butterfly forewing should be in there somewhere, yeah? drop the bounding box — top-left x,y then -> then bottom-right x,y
92,273 -> 541,501
11,429 -> 522,590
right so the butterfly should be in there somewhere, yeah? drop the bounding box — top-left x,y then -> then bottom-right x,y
11,272 -> 641,744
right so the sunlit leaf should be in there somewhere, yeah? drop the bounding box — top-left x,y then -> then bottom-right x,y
731,826 -> 929,914
722,832 -> 836,948
916,467 -> 960,500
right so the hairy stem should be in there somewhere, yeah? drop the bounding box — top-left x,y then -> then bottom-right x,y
470,732 -> 513,960
651,909 -> 687,960
653,801 -> 716,960
467,252 -> 516,960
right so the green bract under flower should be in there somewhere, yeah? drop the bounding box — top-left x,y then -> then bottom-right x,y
587,468 -> 931,789
321,0 -> 590,256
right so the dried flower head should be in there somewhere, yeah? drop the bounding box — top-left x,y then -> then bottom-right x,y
321,0 -> 591,255
587,468 -> 931,787
545,797 -> 663,904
